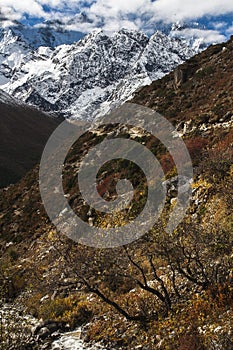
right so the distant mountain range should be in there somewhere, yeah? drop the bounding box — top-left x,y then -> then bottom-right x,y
0,17 -> 199,119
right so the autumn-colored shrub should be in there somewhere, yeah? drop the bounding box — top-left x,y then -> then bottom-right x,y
38,295 -> 92,328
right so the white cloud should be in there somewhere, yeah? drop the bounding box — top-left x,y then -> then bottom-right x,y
85,0 -> 233,27
226,25 -> 233,35
212,21 -> 228,30
0,0 -> 89,20
172,28 -> 226,44
1,0 -> 233,23
150,0 -> 233,23
0,0 -> 45,19
89,0 -> 149,16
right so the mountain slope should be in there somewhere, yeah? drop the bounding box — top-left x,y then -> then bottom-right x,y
132,35 -> 233,129
0,36 -> 232,350
0,90 -> 62,187
1,28 -> 195,119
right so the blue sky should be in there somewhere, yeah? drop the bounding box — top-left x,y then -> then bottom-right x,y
1,0 -> 233,43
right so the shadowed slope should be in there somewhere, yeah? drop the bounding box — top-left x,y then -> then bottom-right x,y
0,92 -> 62,187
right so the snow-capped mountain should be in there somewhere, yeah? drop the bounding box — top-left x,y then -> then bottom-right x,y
0,24 -> 195,120
0,15 -> 84,85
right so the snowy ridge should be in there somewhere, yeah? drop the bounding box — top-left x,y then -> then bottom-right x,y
0,25 -> 195,120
